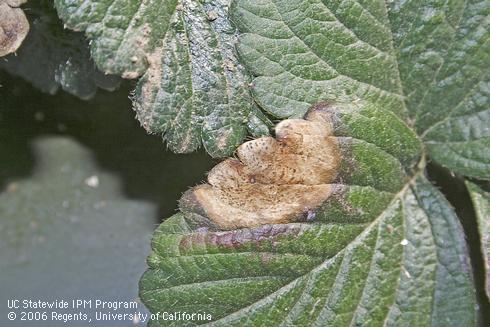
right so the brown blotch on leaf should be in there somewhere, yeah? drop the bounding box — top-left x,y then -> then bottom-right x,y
180,104 -> 342,229
0,0 -> 29,57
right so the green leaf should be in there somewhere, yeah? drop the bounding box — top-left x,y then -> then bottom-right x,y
232,0 -> 489,179
53,0 -> 271,157
128,0 -> 483,323
140,103 -> 475,325
1,0 -> 120,100
466,181 -> 490,300
0,0 -> 29,57
141,175 -> 475,326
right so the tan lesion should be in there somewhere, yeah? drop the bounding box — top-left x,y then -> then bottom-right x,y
181,103 -> 342,229
0,0 -> 29,57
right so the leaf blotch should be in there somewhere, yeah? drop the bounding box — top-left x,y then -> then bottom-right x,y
179,223 -> 303,251
180,104 -> 342,229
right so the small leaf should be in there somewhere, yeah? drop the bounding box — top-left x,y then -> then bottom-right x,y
54,0 -> 270,157
232,0 -> 490,179
0,0 -> 29,57
0,0 -> 120,100
466,180 -> 490,300
140,103 -> 475,325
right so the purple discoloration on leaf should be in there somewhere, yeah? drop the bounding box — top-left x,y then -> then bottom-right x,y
179,224 -> 306,252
